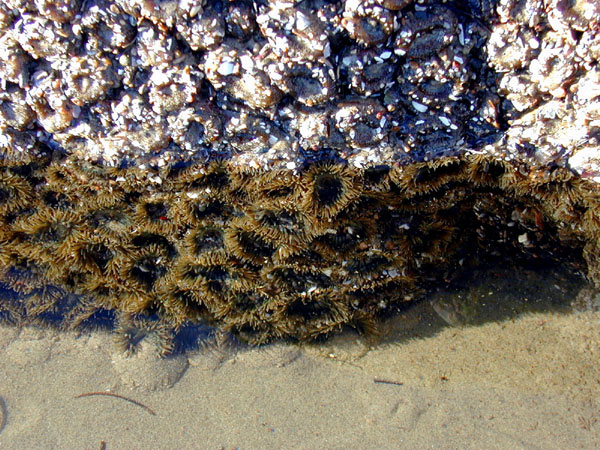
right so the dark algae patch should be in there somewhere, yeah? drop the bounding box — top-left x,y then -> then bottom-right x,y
0,0 -> 599,346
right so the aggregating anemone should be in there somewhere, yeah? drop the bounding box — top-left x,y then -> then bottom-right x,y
0,0 -> 599,347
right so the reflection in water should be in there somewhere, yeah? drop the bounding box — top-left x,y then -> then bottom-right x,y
386,260 -> 592,340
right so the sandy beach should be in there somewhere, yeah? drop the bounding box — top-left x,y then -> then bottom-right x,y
1,265 -> 599,449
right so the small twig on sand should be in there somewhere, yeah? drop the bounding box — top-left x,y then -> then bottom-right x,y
374,378 -> 404,386
74,391 -> 156,416
0,395 -> 7,435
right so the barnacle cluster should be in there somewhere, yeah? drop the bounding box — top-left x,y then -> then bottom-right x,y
0,0 -> 599,345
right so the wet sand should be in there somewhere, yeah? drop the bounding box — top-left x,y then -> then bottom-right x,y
1,267 -> 599,449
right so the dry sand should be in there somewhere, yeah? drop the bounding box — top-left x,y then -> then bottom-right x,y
1,267 -> 600,449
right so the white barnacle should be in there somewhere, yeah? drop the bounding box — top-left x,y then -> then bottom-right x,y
411,100 -> 428,113
438,116 -> 451,127
217,61 -> 238,76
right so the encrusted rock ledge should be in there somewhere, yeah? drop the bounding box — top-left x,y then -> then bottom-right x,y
0,0 -> 599,346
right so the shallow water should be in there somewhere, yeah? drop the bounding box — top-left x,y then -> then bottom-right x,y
1,261 -> 599,449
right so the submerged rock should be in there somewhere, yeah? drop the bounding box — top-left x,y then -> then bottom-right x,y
0,0 -> 598,345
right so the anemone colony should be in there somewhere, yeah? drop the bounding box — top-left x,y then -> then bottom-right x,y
0,0 -> 599,345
